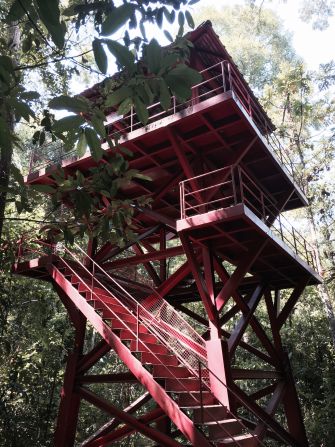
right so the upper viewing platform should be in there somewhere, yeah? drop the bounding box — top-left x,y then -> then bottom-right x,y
27,22 -> 306,213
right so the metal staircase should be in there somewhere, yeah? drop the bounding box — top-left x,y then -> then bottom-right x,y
13,239 -> 274,447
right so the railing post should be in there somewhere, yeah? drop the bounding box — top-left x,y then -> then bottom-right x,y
28,148 -> 35,174
17,236 -> 23,262
227,62 -> 232,91
90,262 -> 95,303
248,94 -> 252,118
221,61 -> 226,92
136,303 -> 139,351
238,166 -> 244,204
261,192 -> 266,221
198,360 -> 203,425
231,166 -> 237,205
292,227 -> 298,256
303,239 -> 308,264
279,216 -> 284,240
130,106 -> 134,132
173,96 -> 176,114
180,182 -> 185,219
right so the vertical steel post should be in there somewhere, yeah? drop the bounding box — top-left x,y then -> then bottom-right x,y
231,166 -> 237,205
198,360 -> 204,425
130,105 -> 134,132
221,61 -> 226,92
238,166 -> 244,204
261,192 -> 266,221
227,62 -> 232,91
136,303 -> 139,352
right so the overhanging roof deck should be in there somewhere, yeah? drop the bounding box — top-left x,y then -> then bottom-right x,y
27,73 -> 306,215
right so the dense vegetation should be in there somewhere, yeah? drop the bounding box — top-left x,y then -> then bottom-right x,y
0,1 -> 334,446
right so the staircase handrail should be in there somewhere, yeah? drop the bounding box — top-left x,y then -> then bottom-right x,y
16,237 -> 274,446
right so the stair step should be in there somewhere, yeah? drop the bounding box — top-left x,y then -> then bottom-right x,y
141,352 -> 178,366
153,365 -> 192,379
120,330 -> 158,344
193,405 -> 227,423
178,392 -> 217,408
103,303 -> 131,315
215,433 -> 255,445
129,340 -> 169,354
208,419 -> 242,440
86,294 -> 120,306
105,313 -> 136,324
165,378 -> 201,392
111,320 -> 148,333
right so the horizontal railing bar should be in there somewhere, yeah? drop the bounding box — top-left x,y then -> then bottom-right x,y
183,180 -> 232,196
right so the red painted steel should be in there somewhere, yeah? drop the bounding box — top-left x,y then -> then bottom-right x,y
12,21 -> 321,447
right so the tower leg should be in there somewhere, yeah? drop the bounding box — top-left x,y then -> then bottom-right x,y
54,307 -> 86,446
282,352 -> 309,446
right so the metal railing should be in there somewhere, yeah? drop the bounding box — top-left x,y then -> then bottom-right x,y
27,60 -> 301,192
179,165 -> 317,271
16,238 -> 288,446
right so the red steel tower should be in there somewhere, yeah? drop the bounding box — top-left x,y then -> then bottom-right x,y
14,22 -> 321,447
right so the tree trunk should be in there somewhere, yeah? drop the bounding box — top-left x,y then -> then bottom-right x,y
0,22 -> 20,240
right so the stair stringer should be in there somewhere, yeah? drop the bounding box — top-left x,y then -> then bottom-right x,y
46,262 -> 213,447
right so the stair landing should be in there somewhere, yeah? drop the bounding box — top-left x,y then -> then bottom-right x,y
177,203 -> 321,289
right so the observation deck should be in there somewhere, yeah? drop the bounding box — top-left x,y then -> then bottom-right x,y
16,22 -> 321,447
25,22 -> 320,290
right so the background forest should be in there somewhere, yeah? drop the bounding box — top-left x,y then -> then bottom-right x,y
0,0 -> 335,446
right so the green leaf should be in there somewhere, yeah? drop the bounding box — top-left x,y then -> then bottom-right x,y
159,80 -> 171,111
156,7 -> 164,28
160,53 -> 180,72
62,5 -> 76,17
35,0 -> 65,49
134,172 -> 152,181
11,164 -> 24,186
133,96 -> 149,125
164,30 -> 173,43
92,39 -> 108,74
53,115 -> 85,133
91,114 -> 106,137
20,91 -> 40,101
85,127 -> 103,161
178,11 -> 185,28
6,0 -> 27,22
117,98 -> 133,116
22,33 -> 33,53
105,40 -> 135,73
146,39 -> 162,74
139,20 -> 147,41
49,95 -> 90,113
76,131 -> 87,158
119,146 -> 133,157
163,8 -> 175,24
164,64 -> 201,101
101,4 -> 135,36
31,184 -> 56,194
106,85 -> 132,107
39,130 -> 45,146
12,99 -> 35,122
0,56 -> 14,74
185,11 -> 195,29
